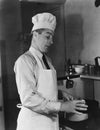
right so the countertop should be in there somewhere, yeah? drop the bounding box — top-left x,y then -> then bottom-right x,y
80,74 -> 100,80
57,73 -> 100,81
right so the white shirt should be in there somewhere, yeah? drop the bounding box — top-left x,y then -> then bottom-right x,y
14,47 -> 61,114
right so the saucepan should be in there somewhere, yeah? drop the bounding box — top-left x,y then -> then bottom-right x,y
66,99 -> 99,122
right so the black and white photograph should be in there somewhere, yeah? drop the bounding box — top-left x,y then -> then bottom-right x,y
0,0 -> 100,130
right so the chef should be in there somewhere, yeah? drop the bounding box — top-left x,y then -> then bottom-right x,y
14,12 -> 88,130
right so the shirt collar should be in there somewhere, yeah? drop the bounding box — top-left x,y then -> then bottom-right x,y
29,46 -> 43,59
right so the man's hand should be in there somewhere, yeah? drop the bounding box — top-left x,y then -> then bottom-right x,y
60,99 -> 88,114
62,90 -> 74,101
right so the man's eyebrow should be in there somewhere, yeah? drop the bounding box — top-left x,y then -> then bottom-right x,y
47,32 -> 54,36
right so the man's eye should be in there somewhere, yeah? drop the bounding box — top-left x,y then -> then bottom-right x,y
46,36 -> 50,39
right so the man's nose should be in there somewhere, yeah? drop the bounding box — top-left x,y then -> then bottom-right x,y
50,39 -> 53,44
50,36 -> 53,44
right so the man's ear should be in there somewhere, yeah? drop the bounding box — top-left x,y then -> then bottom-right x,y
33,31 -> 38,38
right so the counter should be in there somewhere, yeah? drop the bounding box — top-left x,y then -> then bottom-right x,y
80,74 -> 100,80
57,73 -> 100,81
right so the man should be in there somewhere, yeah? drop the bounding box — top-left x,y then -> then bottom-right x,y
14,12 -> 88,130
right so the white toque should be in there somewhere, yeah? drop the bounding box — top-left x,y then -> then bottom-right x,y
31,12 -> 56,32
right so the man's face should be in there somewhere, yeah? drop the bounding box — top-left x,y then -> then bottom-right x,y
33,29 -> 54,53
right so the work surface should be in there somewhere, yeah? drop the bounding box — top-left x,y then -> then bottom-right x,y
57,73 -> 100,81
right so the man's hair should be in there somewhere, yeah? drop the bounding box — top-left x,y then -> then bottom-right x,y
32,29 -> 46,34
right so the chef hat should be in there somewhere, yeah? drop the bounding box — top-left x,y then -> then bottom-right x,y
31,12 -> 56,32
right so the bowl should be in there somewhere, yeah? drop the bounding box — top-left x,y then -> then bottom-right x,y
74,65 -> 84,74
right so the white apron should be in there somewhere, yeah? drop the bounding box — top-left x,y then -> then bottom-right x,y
16,51 -> 59,130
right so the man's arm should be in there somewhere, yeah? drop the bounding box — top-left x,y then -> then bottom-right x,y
14,54 -> 61,114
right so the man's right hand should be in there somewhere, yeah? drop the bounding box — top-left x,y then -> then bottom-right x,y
60,99 -> 88,114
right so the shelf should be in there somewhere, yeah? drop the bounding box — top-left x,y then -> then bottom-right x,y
57,73 -> 100,81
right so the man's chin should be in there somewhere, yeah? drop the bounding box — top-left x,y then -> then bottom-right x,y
43,48 -> 48,53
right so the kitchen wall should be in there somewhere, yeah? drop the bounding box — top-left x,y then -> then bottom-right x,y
64,0 -> 100,65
